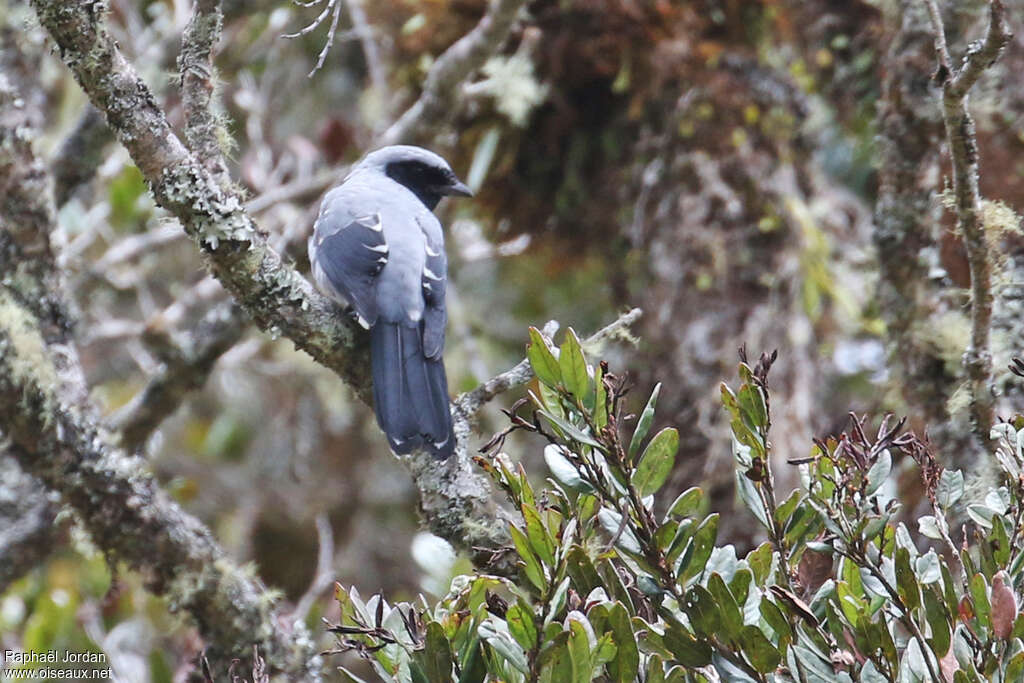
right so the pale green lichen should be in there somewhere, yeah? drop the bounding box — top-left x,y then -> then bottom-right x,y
474,54 -> 548,127
913,310 -> 971,376
0,290 -> 59,397
157,162 -> 252,250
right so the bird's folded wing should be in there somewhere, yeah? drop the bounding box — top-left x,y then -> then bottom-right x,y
313,213 -> 388,328
420,232 -> 447,360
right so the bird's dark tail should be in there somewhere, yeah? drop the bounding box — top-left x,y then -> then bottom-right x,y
370,321 -> 455,459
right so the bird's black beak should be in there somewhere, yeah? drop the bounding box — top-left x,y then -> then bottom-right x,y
443,180 -> 474,198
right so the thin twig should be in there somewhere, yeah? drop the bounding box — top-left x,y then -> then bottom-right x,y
290,514 -> 336,621
452,308 -> 641,420
344,0 -> 387,98
180,0 -> 229,178
923,0 -> 1011,449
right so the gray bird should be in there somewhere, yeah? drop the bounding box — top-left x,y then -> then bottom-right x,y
308,146 -> 472,459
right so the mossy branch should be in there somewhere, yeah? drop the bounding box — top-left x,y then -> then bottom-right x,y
924,0 -> 1012,450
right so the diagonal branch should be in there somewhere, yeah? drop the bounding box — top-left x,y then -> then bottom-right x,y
0,51 -> 320,679
27,0 -> 524,573
924,0 -> 1011,449
380,0 -> 528,145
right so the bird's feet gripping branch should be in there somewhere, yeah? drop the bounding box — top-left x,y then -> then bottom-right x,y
308,146 -> 473,459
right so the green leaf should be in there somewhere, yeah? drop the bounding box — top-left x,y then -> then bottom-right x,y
663,621 -> 712,668
537,409 -> 604,450
1006,651 -> 1024,683
567,615 -> 593,683
895,547 -> 920,612
559,328 -> 590,399
506,602 -> 538,653
760,598 -> 792,641
969,573 -> 991,630
679,514 -> 719,583
746,542 -> 774,584
528,327 -> 562,388
682,585 -> 721,636
628,383 -> 661,459
707,573 -> 744,642
923,587 -> 951,656
415,622 -> 454,683
457,638 -> 487,683
522,503 -> 557,567
666,487 -> 703,520
740,624 -> 781,673
565,547 -> 602,596
537,632 -> 572,682
737,383 -> 768,430
632,427 -> 679,496
509,525 -> 546,590
606,603 -> 639,683
936,469 -> 965,509
479,618 -> 530,674
593,363 -> 608,429
865,449 -> 891,496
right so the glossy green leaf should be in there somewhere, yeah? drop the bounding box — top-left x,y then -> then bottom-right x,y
633,427 -> 679,496
628,383 -> 661,459
506,602 -> 538,653
707,573 -> 744,642
663,621 -> 712,668
522,503 -> 557,567
666,487 -> 703,520
679,514 -> 719,583
606,602 -> 639,683
528,327 -> 561,388
559,328 -> 589,400
415,622 -> 454,683
509,525 -> 546,590
894,547 -> 920,612
567,615 -> 593,683
740,624 -> 781,673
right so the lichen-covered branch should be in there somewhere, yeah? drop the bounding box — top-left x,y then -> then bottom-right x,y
924,0 -> 1011,448
873,0 -> 977,470
179,0 -> 229,179
0,329 -> 320,679
1,52 -> 319,678
380,0 -> 529,145
28,0 -> 517,569
0,454 -> 58,595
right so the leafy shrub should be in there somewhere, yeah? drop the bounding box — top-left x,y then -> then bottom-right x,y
325,329 -> 1024,682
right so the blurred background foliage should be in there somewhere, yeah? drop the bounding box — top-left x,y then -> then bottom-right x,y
2,0 -> 1024,679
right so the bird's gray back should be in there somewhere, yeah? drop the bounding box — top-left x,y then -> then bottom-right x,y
318,171 -> 442,324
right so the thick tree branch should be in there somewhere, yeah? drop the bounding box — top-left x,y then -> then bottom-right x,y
924,0 -> 1011,448
0,454 -> 59,594
1,53 -> 320,678
29,0 -> 523,572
